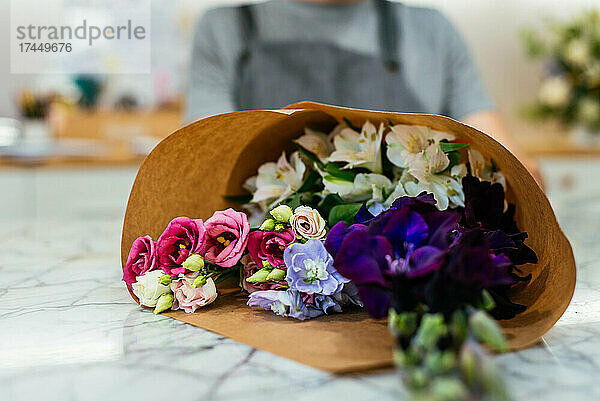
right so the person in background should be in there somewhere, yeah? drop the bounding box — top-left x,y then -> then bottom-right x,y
185,0 -> 541,182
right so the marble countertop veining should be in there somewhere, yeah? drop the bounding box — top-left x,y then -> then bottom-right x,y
1,161 -> 600,401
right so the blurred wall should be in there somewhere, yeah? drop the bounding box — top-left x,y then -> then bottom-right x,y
2,0 -> 599,134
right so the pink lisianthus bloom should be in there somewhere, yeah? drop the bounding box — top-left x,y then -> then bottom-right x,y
240,254 -> 288,293
157,217 -> 206,276
201,208 -> 250,268
170,274 -> 218,313
123,235 -> 157,285
247,229 -> 295,269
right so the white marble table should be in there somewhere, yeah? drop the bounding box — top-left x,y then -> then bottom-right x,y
1,159 -> 600,401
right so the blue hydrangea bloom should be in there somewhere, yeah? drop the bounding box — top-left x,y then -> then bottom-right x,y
283,239 -> 349,295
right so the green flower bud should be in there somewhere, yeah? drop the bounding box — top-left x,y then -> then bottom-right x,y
157,274 -> 173,286
270,205 -> 293,222
274,223 -> 286,232
413,314 -> 447,351
192,275 -> 208,288
260,219 -> 276,231
266,268 -> 286,281
154,293 -> 174,315
406,368 -> 429,389
262,259 -> 274,269
182,254 -> 205,272
246,268 -> 271,283
424,351 -> 455,375
478,289 -> 496,311
430,377 -> 468,401
388,309 -> 418,338
450,309 -> 468,344
459,341 -> 478,386
469,310 -> 507,352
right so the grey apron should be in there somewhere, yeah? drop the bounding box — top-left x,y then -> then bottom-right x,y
235,0 -> 426,113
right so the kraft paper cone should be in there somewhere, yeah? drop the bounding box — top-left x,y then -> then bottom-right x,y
121,102 -> 576,373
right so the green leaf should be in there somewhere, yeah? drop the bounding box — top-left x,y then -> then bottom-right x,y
284,193 -> 302,210
318,194 -> 345,221
297,170 -> 324,193
328,203 -> 363,227
440,142 -> 470,153
343,117 -> 361,132
295,142 -> 325,169
223,194 -> 252,204
323,162 -> 371,182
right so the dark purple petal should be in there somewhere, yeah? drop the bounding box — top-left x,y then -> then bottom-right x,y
407,246 -> 446,278
354,203 -> 376,224
423,211 -> 461,249
324,222 -> 367,258
382,209 -> 429,251
356,284 -> 391,319
333,230 -> 392,286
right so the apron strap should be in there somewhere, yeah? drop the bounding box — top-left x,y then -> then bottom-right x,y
374,0 -> 400,72
238,5 -> 256,62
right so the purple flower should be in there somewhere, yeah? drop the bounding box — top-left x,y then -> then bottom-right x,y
248,289 -> 334,320
248,289 -> 346,320
122,236 -> 157,285
331,195 -> 460,318
283,239 -> 349,295
156,217 -> 206,276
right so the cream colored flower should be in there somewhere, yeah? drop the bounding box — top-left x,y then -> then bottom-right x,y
322,172 -> 393,203
402,144 -> 464,210
468,149 -> 505,188
131,270 -> 172,308
328,121 -> 384,173
295,127 -> 334,160
386,124 -> 454,168
250,151 -> 306,207
290,206 -> 327,239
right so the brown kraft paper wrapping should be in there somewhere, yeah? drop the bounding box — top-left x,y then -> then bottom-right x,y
121,102 -> 576,373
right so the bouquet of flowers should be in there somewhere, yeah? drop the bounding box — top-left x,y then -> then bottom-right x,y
121,103 -> 575,400
521,9 -> 600,132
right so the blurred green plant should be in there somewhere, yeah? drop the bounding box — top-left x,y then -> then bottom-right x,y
520,10 -> 600,132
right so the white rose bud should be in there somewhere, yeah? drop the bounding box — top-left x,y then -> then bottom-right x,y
289,206 -> 327,239
131,270 -> 172,307
538,76 -> 571,108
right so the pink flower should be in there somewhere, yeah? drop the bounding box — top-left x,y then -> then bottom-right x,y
247,229 -> 295,270
240,254 -> 288,293
157,217 -> 206,276
123,236 -> 157,285
201,208 -> 250,268
170,274 -> 218,313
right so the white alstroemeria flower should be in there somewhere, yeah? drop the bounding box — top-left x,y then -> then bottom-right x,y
468,149 -> 505,188
407,143 -> 450,183
251,151 -> 306,206
404,175 -> 464,211
322,172 -> 393,203
382,182 -> 408,209
295,127 -> 334,160
386,124 -> 454,168
328,121 -> 384,173
402,143 -> 464,210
